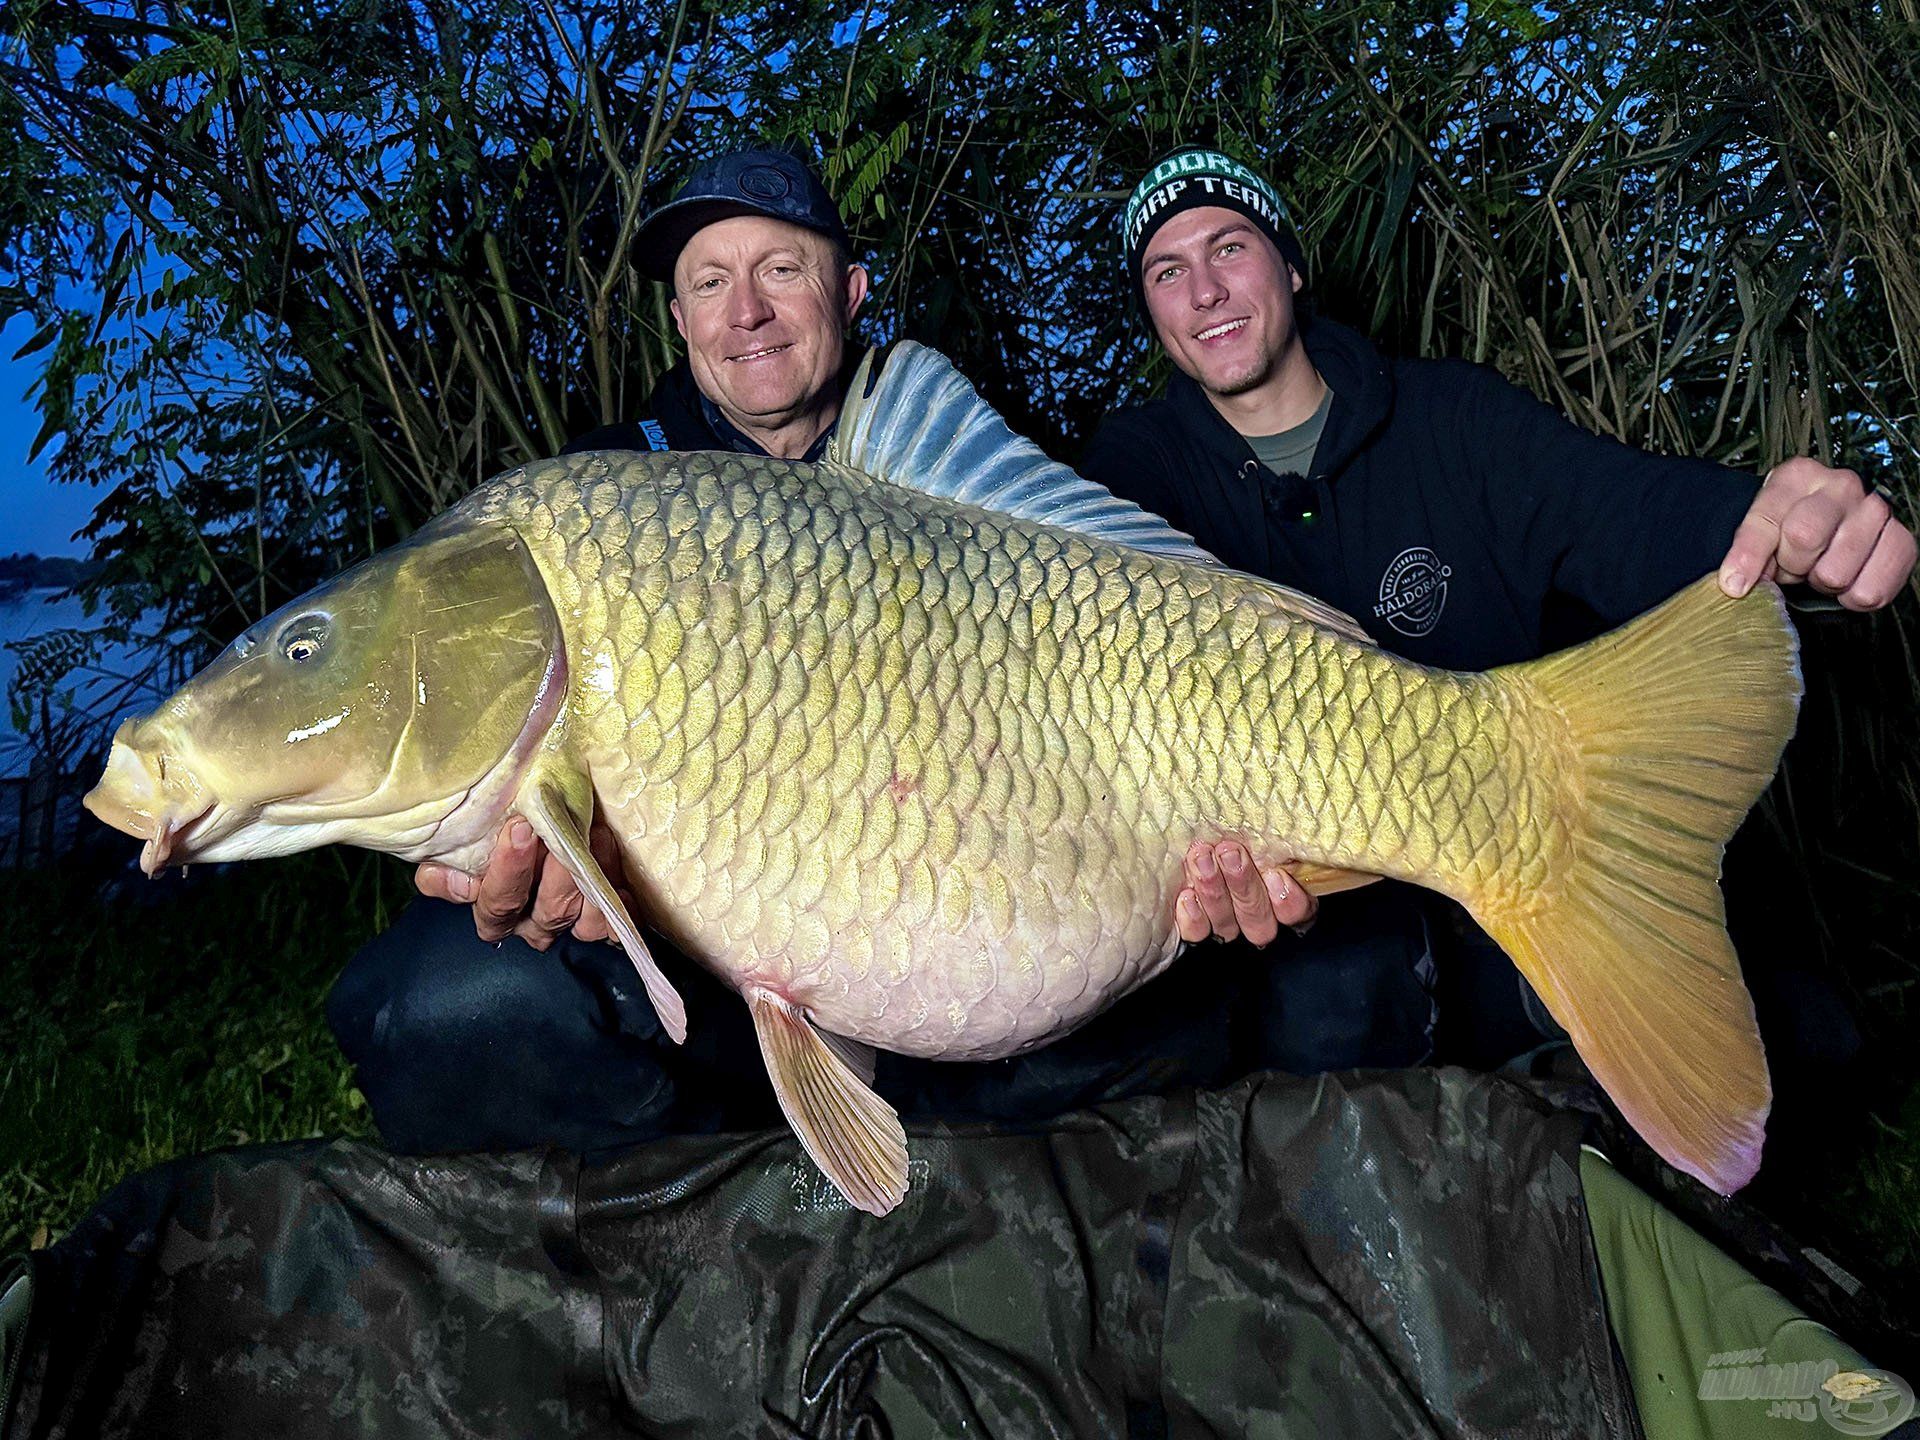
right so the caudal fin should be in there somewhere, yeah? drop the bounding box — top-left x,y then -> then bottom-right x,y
1478,576 -> 1801,1194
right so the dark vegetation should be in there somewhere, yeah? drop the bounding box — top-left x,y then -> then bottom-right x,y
0,555 -> 95,594
0,0 -> 1915,1303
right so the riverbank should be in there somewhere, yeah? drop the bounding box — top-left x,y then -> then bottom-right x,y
0,582 -> 169,867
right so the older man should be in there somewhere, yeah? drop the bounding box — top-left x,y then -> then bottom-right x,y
324,149 -> 873,1151
568,147 -> 868,462
330,147 -> 1299,1156
408,150 -> 873,955
1079,146 -> 1918,1073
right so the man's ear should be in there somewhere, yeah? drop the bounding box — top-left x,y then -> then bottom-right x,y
1289,264 -> 1304,295
844,264 -> 871,325
669,296 -> 687,341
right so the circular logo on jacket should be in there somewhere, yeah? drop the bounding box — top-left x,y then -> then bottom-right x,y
1373,547 -> 1452,638
737,165 -> 793,201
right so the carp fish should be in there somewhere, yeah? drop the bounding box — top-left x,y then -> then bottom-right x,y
85,343 -> 1801,1215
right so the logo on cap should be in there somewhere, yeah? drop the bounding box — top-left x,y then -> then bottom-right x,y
738,165 -> 792,201
1124,148 -> 1290,253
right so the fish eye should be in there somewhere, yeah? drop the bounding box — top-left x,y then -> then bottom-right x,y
276,613 -> 332,664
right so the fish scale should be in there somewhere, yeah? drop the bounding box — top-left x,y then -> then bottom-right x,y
480,448 -> 1537,1062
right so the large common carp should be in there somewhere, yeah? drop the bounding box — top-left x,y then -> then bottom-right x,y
86,343 -> 1800,1215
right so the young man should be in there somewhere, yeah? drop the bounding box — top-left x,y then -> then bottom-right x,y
1078,146 -> 1917,1068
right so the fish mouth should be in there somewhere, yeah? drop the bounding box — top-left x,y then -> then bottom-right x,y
83,787 -> 221,877
137,802 -> 222,876
83,720 -> 226,875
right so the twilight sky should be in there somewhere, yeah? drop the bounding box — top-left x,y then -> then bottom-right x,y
1,313 -> 96,559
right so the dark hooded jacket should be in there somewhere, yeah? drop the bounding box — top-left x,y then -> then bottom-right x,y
1079,316 -> 1760,1067
1080,316 -> 1758,669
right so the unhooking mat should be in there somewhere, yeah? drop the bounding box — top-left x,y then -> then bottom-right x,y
1,1068 -> 1910,1438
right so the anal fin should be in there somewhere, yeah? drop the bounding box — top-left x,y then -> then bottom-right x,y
520,765 -> 688,1045
748,988 -> 907,1216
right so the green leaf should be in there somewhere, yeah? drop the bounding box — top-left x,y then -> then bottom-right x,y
12,318 -> 61,360
27,408 -> 63,463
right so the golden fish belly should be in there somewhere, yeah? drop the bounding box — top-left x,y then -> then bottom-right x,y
485,451 -> 1564,1060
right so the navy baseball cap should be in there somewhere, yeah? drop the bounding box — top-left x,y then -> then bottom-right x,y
632,147 -> 851,283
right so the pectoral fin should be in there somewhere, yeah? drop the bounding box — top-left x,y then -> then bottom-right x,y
519,765 -> 688,1045
748,988 -> 907,1216
1283,861 -> 1383,897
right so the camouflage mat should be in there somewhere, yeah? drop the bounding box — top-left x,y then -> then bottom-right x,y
7,1069 -> 1644,1438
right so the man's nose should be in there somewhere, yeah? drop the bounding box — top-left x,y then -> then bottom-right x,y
1188,266 -> 1228,309
728,280 -> 776,327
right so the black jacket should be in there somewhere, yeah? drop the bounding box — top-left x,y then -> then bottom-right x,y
1079,317 -> 1758,668
563,357 -> 847,461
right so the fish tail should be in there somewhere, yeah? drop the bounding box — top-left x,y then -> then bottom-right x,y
1473,575 -> 1801,1194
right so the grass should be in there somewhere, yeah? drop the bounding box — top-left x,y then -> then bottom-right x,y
0,849 -> 405,1250
1737,611 -> 1920,1301
1827,1082 -> 1920,1281
1754,1019 -> 1920,1305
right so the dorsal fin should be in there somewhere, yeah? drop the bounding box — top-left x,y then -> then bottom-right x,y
829,341 -> 1375,645
829,341 -> 1218,565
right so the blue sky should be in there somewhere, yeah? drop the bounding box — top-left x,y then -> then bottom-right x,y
1,314 -> 93,559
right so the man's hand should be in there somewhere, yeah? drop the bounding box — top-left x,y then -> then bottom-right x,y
415,816 -> 633,951
1174,839 -> 1319,947
1721,458 -> 1916,611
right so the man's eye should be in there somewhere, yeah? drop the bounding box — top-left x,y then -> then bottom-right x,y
1218,242 -> 1243,257
1154,266 -> 1182,284
697,277 -> 723,292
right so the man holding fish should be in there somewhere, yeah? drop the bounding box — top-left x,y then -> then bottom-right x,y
310,144 -> 1909,1169
1082,147 -> 1920,1070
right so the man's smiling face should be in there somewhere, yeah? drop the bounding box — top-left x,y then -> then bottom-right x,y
671,215 -> 868,443
1140,205 -> 1304,400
